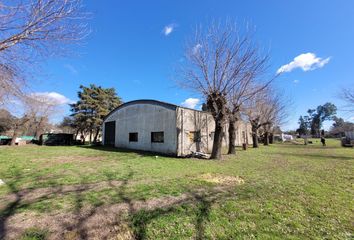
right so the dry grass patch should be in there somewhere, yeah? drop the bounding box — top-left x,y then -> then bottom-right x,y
199,173 -> 245,185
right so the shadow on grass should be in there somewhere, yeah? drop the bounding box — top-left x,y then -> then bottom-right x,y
0,165 -> 237,239
0,179 -> 22,239
103,167 -> 225,239
76,145 -> 178,158
288,152 -> 353,161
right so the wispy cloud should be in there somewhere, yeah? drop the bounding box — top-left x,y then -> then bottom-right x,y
293,79 -> 299,84
162,23 -> 176,36
181,98 -> 200,109
277,53 -> 330,74
64,64 -> 79,75
31,92 -> 73,105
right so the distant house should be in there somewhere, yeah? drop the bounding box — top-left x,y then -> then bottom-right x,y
102,100 -> 252,156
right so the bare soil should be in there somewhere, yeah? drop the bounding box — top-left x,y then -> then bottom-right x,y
2,185 -> 234,240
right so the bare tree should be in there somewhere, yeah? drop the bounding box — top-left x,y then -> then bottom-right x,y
260,91 -> 288,146
226,54 -> 271,154
180,21 -> 271,159
244,87 -> 273,148
339,87 -> 354,113
0,0 -> 88,103
9,93 -> 61,145
27,94 -> 61,138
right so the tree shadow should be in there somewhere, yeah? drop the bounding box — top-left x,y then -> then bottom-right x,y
0,180 -> 22,239
0,173 -> 64,239
128,189 -> 223,240
288,152 -> 354,161
76,145 -> 178,158
0,166 -> 237,239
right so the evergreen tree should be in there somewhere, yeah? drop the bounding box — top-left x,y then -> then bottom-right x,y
296,116 -> 310,136
70,84 -> 122,143
307,103 -> 337,137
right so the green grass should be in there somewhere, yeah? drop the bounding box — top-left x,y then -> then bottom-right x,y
0,139 -> 353,239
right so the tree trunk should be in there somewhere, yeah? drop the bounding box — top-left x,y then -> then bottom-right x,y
264,132 -> 269,146
210,122 -> 224,159
10,117 -> 30,146
93,128 -> 100,142
227,118 -> 237,154
269,133 -> 274,144
252,125 -> 258,148
89,129 -> 92,144
74,129 -> 79,140
10,126 -> 19,146
34,117 -> 44,139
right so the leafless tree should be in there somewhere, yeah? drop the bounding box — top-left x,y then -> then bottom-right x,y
9,93 -> 61,145
244,87 -> 274,148
260,91 -> 288,145
27,93 -> 61,138
338,87 -> 354,113
180,21 -> 271,159
0,0 -> 89,103
226,54 -> 272,154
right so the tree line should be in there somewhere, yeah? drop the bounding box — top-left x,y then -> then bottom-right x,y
0,0 -> 320,159
296,102 -> 353,143
180,21 -> 287,159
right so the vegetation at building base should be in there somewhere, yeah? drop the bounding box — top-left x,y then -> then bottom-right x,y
0,139 -> 352,239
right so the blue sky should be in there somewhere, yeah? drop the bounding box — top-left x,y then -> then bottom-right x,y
33,0 -> 354,130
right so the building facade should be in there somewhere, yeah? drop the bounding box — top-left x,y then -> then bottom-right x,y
103,100 -> 252,156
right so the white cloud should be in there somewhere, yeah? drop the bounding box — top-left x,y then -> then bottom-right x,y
277,53 -> 330,74
181,98 -> 200,109
293,79 -> 299,84
162,24 -> 176,36
31,92 -> 73,105
64,64 -> 78,75
192,43 -> 202,55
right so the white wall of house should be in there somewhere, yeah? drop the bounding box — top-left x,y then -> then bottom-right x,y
176,107 -> 253,156
103,101 -> 177,155
176,107 -> 214,155
103,100 -> 253,156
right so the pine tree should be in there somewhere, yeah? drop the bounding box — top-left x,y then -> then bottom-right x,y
70,84 -> 122,143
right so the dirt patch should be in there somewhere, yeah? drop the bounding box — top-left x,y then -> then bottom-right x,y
0,180 -> 123,207
199,173 -> 245,185
1,186 -> 234,240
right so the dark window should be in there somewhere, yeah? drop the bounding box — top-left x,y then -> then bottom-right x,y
190,131 -> 201,142
129,132 -> 138,142
151,132 -> 164,143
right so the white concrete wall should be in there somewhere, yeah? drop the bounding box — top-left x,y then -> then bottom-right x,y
103,103 -> 177,155
102,101 -> 253,156
176,107 -> 252,156
176,108 -> 214,156
176,108 -> 253,156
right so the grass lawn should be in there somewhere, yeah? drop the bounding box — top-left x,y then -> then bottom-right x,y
0,139 -> 353,239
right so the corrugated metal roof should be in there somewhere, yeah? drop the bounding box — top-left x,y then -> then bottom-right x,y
103,99 -> 209,122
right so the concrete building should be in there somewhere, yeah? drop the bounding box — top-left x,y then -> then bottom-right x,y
102,100 -> 252,156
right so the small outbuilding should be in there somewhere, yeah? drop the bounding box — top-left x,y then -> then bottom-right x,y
102,100 -> 252,156
40,133 -> 74,146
